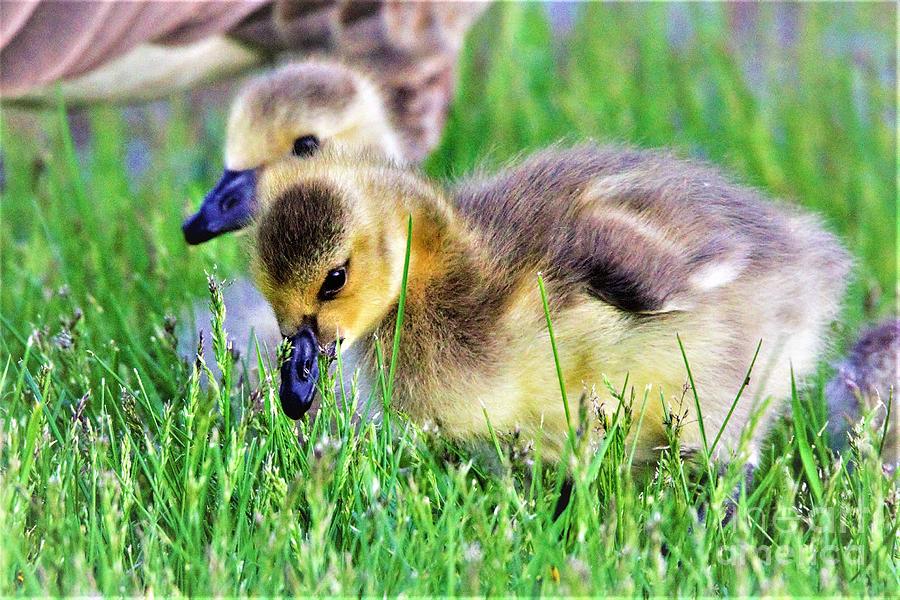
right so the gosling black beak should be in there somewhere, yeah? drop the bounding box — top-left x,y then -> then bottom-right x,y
182,168 -> 256,245
279,325 -> 320,420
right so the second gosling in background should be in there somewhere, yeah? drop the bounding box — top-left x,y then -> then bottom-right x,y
251,145 -> 851,468
182,58 -> 407,245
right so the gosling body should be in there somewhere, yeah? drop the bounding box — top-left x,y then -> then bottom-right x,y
827,319 -> 899,471
252,145 -> 850,465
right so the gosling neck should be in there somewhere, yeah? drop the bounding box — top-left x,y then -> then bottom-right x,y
402,188 -> 485,296
368,196 -> 501,392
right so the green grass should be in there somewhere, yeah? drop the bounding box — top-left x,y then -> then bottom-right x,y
1,3 -> 897,595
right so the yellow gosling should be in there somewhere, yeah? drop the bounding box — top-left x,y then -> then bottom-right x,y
250,144 -> 851,469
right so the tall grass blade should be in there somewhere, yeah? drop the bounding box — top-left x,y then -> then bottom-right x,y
790,365 -> 824,504
537,273 -> 574,443
386,215 -> 413,402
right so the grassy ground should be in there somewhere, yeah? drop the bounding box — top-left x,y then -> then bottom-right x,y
1,3 -> 897,595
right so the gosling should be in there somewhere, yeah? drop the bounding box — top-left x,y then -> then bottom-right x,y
182,59 -> 406,245
827,318 -> 899,472
250,144 -> 851,467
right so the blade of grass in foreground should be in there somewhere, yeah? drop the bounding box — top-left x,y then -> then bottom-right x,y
537,272 -> 574,445
790,365 -> 824,504
709,339 -> 763,456
385,215 -> 413,402
677,333 -> 709,456
677,334 -> 729,534
877,387 -> 893,458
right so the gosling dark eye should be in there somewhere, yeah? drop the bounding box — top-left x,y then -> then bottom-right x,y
292,135 -> 320,157
318,266 -> 347,300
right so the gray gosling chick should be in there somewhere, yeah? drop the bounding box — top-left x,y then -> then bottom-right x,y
827,318 -> 899,473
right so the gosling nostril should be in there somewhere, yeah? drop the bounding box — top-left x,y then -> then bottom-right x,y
299,357 -> 313,381
220,194 -> 239,213
278,325 -> 320,419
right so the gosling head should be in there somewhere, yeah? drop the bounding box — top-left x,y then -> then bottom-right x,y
183,60 -> 405,245
250,156 -> 418,418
